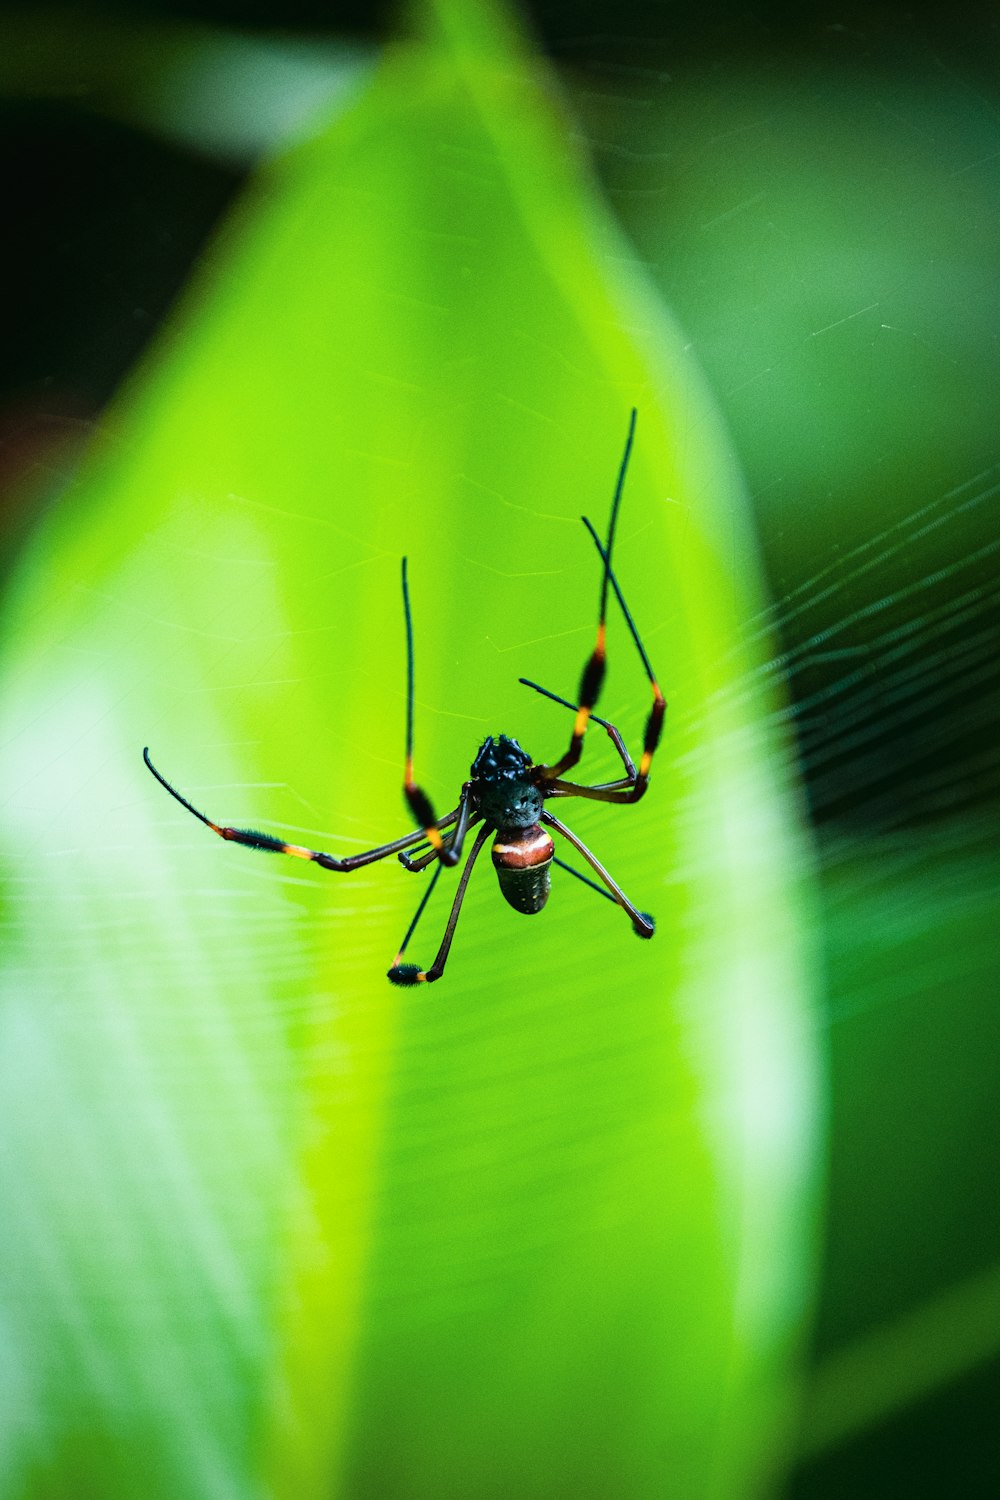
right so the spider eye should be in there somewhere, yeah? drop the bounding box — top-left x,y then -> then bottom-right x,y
387,963 -> 423,986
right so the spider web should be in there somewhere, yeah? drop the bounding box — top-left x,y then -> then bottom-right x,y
561,24 -> 1000,1497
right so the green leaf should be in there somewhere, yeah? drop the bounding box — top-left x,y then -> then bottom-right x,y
796,821 -> 1000,1467
0,2 -> 820,1497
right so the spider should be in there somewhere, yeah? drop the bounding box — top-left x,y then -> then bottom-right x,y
144,408 -> 666,985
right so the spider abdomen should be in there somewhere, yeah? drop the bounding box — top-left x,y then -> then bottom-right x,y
491,824 -> 555,915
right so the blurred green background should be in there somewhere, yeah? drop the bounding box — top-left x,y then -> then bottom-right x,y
1,1 -> 997,1497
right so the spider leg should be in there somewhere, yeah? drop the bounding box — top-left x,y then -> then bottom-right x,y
532,522 -> 668,803
544,778 -> 633,798
388,823 -> 493,985
540,776 -> 647,805
399,799 -> 481,871
553,855 -> 617,903
580,520 -> 666,802
145,558 -> 460,873
519,677 -> 636,778
143,747 -> 461,871
536,410 -> 637,781
531,408 -> 666,799
388,859 -> 445,970
401,558 -> 459,866
399,782 -> 477,871
542,809 -> 654,937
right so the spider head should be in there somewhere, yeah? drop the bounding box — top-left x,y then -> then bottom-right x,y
470,734 -> 531,783
470,735 -> 541,830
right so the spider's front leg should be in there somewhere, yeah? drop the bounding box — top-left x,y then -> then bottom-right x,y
534,409 -> 642,784
398,784 -> 478,871
531,409 -> 666,801
143,748 -> 462,871
399,556 -> 461,866
520,678 -> 636,786
533,413 -> 640,782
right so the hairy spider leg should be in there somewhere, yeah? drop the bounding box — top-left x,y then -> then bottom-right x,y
542,809 -> 654,937
388,822 -> 493,985
143,747 -> 462,871
540,406 -> 637,780
401,557 -> 459,866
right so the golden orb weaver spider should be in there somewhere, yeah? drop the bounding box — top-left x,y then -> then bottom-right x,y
144,408 -> 666,985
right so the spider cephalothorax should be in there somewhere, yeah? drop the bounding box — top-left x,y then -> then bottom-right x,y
144,408 -> 664,986
470,735 -> 541,830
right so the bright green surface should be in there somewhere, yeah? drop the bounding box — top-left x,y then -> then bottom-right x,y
0,4 -> 819,1497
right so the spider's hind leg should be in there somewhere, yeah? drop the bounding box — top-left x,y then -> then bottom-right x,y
387,860 -> 444,984
388,823 -> 492,985
553,855 -> 654,937
543,809 -> 654,939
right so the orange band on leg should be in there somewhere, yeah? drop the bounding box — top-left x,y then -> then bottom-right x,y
282,843 -> 313,860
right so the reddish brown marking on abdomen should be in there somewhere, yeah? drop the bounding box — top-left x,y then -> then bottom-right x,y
491,824 -> 554,915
